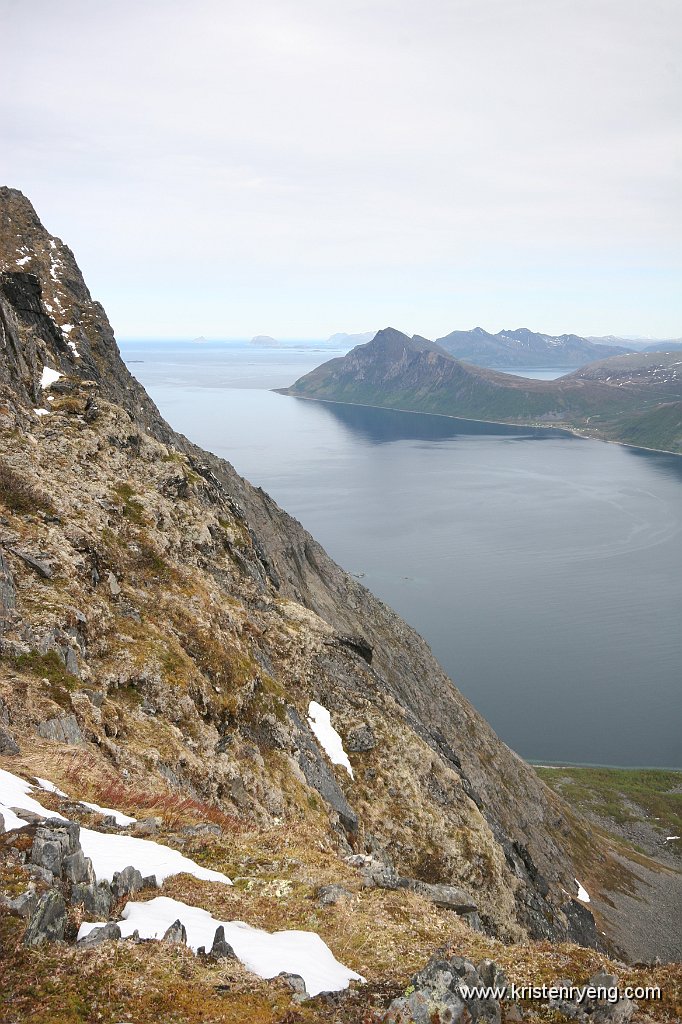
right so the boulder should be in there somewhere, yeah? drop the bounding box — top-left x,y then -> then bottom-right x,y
408,880 -> 477,914
111,865 -> 145,900
8,547 -> 53,580
78,922 -> 122,947
549,971 -> 634,1024
162,919 -> 187,944
317,884 -> 353,906
381,954 -> 501,1024
209,925 -> 236,959
278,972 -> 307,994
71,880 -> 114,918
36,714 -> 83,745
23,890 -> 67,946
346,724 -> 376,752
30,819 -> 85,879
0,726 -> 19,755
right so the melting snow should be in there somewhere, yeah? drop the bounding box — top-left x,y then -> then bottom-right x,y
67,340 -> 81,358
15,255 -> 31,266
307,701 -> 353,778
40,365 -> 62,389
81,801 -> 137,827
78,896 -> 363,995
77,828 -> 231,885
0,769 -> 230,886
35,777 -> 68,797
0,769 -> 67,831
575,878 -> 590,902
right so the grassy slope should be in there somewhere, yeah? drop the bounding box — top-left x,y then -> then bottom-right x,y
534,766 -> 682,840
285,344 -> 682,453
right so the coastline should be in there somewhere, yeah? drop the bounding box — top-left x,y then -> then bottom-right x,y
274,390 -> 682,458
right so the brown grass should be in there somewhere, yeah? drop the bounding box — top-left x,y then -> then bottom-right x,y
0,458 -> 54,515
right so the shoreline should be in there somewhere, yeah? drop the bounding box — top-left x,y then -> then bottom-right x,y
274,390 -> 682,458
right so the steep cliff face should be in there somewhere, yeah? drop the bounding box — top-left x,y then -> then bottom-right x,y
0,188 -> 606,955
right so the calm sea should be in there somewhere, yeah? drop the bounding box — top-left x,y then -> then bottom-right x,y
122,342 -> 682,768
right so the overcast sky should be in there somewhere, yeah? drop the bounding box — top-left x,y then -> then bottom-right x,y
2,0 -> 680,339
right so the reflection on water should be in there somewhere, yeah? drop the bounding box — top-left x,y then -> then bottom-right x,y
124,345 -> 682,768
300,398 -> 575,445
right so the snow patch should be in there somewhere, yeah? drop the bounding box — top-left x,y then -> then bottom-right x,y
34,408 -> 51,417
78,896 -> 363,995
15,255 -> 31,266
0,769 -> 67,832
67,340 -> 81,358
61,323 -> 74,334
575,878 -> 590,902
40,365 -> 62,389
307,701 -> 353,778
77,828 -> 232,885
81,801 -> 137,827
35,778 -> 68,797
0,769 -> 229,886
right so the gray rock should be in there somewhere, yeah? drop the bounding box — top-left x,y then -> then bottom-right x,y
71,880 -> 114,918
78,921 -> 122,947
107,571 -> 121,596
288,707 -> 358,833
64,647 -> 79,676
4,886 -> 38,919
318,884 -> 352,906
36,714 -> 83,745
162,919 -> 187,944
0,811 -> 4,832
361,859 -> 401,890
112,865 -> 144,899
278,972 -> 307,994
64,848 -> 95,885
23,890 -> 67,946
8,547 -> 53,580
0,726 -> 19,755
408,880 -> 478,914
209,925 -> 236,959
0,550 -> 17,619
346,724 -> 376,753
133,817 -> 160,835
30,819 -> 83,879
11,807 -> 42,823
382,954 -> 501,1024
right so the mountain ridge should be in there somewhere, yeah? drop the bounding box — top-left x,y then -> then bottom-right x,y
280,328 -> 682,453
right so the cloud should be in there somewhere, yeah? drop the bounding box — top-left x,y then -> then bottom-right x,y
1,0 -> 680,336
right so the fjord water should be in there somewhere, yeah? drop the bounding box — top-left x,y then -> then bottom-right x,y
123,343 -> 682,767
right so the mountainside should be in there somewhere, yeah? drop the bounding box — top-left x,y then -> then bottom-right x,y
435,326 -> 633,367
0,190 -> 678,1022
281,328 -> 682,453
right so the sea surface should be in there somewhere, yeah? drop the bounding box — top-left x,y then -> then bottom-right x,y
121,342 -> 682,767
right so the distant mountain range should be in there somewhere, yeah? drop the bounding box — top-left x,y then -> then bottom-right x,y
279,328 -> 682,453
434,327 -> 633,367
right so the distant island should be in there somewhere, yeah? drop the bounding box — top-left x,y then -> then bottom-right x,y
278,328 -> 682,453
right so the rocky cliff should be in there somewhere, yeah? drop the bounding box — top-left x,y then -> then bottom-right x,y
1,189 -> 674,1023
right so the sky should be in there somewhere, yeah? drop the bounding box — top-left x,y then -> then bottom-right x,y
1,0 -> 680,340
